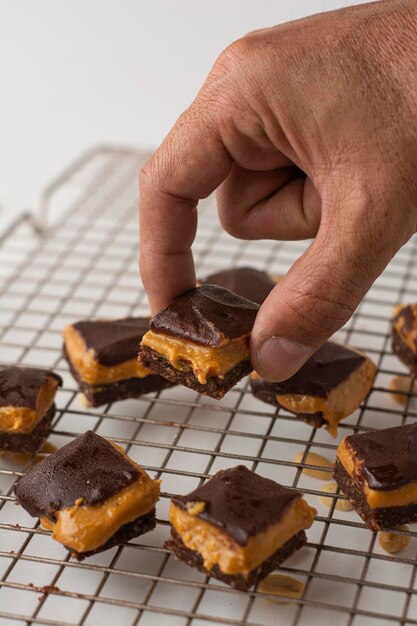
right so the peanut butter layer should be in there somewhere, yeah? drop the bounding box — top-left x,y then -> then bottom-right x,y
170,497 -> 315,576
393,304 -> 417,355
64,324 -> 151,385
40,464 -> 160,554
277,357 -> 376,438
0,373 -> 60,434
141,330 -> 250,385
337,428 -> 417,509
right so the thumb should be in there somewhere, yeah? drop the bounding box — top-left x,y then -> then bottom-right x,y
250,216 -> 395,381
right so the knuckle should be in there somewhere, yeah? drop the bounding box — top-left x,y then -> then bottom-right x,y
210,33 -> 266,82
218,210 -> 249,239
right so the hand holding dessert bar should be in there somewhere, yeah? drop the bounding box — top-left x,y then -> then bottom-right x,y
139,0 -> 417,384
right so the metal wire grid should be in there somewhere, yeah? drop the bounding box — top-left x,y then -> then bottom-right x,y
0,147 -> 417,626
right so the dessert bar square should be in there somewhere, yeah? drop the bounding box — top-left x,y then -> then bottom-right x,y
165,465 -> 316,590
392,303 -> 417,376
201,267 -> 276,305
138,285 -> 259,399
63,317 -> 173,407
334,422 -> 417,530
15,430 -> 160,558
250,342 -> 376,437
0,366 -> 62,453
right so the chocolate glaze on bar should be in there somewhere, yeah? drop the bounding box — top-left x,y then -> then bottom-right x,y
14,431 -> 139,520
150,285 -> 259,347
0,367 -> 62,410
344,422 -> 417,491
71,317 -> 150,366
171,465 -> 300,546
201,267 -> 275,305
251,342 -> 365,400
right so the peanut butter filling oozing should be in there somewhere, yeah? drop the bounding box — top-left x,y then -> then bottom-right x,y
393,305 -> 417,355
337,438 -> 417,509
63,325 -> 151,385
0,376 -> 59,434
170,497 -> 316,576
276,356 -> 376,438
141,330 -> 250,385
40,452 -> 160,554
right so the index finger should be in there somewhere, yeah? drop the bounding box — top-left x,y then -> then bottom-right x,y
139,106 -> 232,313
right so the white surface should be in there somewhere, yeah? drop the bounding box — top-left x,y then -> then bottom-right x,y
1,0 -> 371,218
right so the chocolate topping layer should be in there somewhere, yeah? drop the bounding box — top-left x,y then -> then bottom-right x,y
171,465 -> 300,546
150,285 -> 259,347
252,342 -> 365,399
72,317 -> 150,366
344,422 -> 417,490
201,267 -> 275,305
14,430 -> 139,520
0,367 -> 62,409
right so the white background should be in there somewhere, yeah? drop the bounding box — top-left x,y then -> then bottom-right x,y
1,0 -> 370,218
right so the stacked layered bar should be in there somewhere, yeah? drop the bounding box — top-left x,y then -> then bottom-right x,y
251,342 -> 376,437
138,285 -> 259,399
0,366 -> 62,452
166,465 -> 316,590
334,422 -> 417,530
15,430 -> 160,558
63,317 -> 172,407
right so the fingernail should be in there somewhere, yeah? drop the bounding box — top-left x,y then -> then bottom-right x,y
257,337 -> 315,381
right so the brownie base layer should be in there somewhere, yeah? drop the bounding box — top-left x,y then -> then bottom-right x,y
334,459 -> 417,531
392,328 -> 417,377
139,346 -> 253,400
0,404 -> 55,453
165,528 -> 306,591
64,347 -> 173,407
249,383 -> 326,428
69,507 -> 156,561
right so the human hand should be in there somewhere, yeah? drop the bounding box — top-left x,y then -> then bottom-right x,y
140,0 -> 417,381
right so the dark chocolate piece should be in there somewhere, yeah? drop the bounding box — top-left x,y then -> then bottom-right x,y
14,430 -> 139,520
139,346 -> 252,399
149,285 -> 259,347
165,527 -> 306,591
172,465 -> 301,546
342,422 -> 417,491
0,367 -> 62,410
71,317 -> 150,366
251,342 -> 365,400
0,404 -> 55,453
73,508 -> 156,560
201,267 -> 275,305
334,459 -> 417,531
64,346 -> 173,408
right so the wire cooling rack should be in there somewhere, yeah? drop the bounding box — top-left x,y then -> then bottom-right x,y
1,146 -> 417,626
